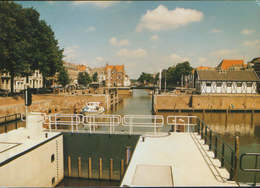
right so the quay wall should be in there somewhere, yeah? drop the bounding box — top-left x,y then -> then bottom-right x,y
0,94 -> 120,116
154,94 -> 260,111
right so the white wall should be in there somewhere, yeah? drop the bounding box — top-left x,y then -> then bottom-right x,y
0,135 -> 64,187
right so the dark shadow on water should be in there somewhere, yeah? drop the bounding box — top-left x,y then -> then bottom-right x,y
56,177 -> 120,187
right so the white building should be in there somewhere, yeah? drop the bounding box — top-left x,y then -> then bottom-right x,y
194,70 -> 260,94
0,70 -> 43,92
124,75 -> 131,87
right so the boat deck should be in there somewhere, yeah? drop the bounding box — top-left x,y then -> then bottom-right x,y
121,132 -> 238,187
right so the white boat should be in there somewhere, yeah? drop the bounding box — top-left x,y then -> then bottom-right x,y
81,102 -> 105,115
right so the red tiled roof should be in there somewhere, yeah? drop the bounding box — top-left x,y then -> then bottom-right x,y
217,59 -> 244,70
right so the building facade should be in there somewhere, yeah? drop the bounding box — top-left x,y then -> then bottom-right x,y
194,70 -> 260,94
0,70 -> 43,92
105,64 -> 125,87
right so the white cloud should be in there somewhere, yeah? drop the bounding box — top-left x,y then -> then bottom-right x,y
109,37 -> 129,47
241,29 -> 256,35
169,53 -> 190,63
117,48 -> 147,58
150,35 -> 159,41
96,57 -> 104,62
86,26 -> 96,32
136,5 -> 204,32
243,40 -> 260,47
210,29 -> 223,33
72,1 -> 116,8
210,49 -> 241,59
198,57 -> 207,64
63,45 -> 79,61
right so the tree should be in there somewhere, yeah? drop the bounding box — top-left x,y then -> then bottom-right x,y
78,72 -> 92,87
137,72 -> 154,85
0,1 -> 63,93
92,72 -> 98,82
57,67 -> 70,87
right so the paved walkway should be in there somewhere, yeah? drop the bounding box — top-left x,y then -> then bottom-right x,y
121,132 -> 238,187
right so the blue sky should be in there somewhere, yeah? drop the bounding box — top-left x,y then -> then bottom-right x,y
19,1 -> 260,78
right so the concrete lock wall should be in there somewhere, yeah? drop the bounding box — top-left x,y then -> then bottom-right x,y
0,135 -> 64,187
154,95 -> 260,111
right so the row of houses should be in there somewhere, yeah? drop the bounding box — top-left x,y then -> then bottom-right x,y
192,58 -> 260,94
0,62 -> 131,92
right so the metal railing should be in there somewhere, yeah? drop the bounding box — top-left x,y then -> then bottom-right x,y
167,116 -> 197,132
240,153 -> 260,186
196,119 -> 237,181
123,115 -> 164,135
43,114 -> 166,135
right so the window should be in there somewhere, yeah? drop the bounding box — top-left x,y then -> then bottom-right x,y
51,154 -> 55,162
227,82 -> 232,87
206,82 -> 211,87
51,177 -> 55,185
236,82 -> 242,87
247,82 -> 252,87
216,82 -> 222,87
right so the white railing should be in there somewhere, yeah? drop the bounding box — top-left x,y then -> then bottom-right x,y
123,115 -> 164,135
83,115 -> 121,134
42,113 -> 198,135
167,116 -> 198,132
46,114 -> 82,132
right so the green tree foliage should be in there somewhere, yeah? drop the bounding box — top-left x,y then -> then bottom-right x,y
92,72 -> 98,82
78,72 -> 92,87
137,72 -> 155,85
0,1 -> 63,93
161,61 -> 193,88
57,67 -> 70,87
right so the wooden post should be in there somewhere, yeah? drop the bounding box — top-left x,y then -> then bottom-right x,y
78,157 -> 81,177
120,159 -> 124,180
68,156 -> 71,176
99,158 -> 103,179
109,158 -> 113,181
225,109 -> 228,129
88,157 -> 92,179
234,136 -> 240,182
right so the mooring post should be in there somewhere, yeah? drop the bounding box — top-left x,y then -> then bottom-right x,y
205,126 -> 208,144
78,157 -> 81,177
99,158 -> 103,179
234,135 -> 240,182
109,158 -> 113,181
68,156 -> 71,176
120,159 -> 124,180
88,157 -> 92,179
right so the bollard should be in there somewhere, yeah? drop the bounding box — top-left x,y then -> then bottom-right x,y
214,135 -> 218,158
234,136 -> 240,182
221,143 -> 225,168
78,157 -> 82,177
109,158 -> 113,181
68,156 -> 71,176
99,158 -> 103,179
88,157 -> 92,179
120,159 -> 124,180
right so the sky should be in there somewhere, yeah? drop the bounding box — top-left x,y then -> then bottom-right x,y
18,1 -> 260,79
